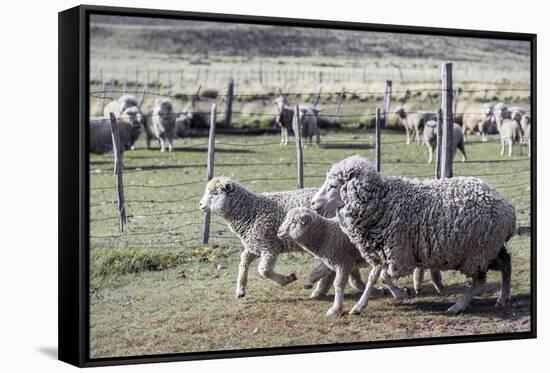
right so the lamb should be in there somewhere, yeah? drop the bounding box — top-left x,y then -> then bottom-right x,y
520,114 -> 531,157
198,177 -> 359,299
103,94 -> 140,118
310,155 -> 516,315
299,106 -> 322,147
278,207 -> 398,316
145,98 -> 176,152
394,107 -> 437,145
89,106 -> 143,154
493,108 -> 523,156
423,120 -> 467,164
462,103 -> 493,142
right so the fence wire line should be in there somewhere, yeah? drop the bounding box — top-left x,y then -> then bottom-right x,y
90,87 -> 531,100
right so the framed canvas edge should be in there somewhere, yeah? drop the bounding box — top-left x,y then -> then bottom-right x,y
58,4 -> 537,368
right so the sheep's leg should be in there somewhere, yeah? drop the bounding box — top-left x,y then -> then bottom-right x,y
508,139 -> 513,157
159,138 -> 165,152
427,146 -> 433,164
381,268 -> 410,300
315,126 -> 321,145
349,268 -> 386,296
458,142 -> 467,162
349,265 -> 381,315
146,133 -> 152,150
430,270 -> 445,294
304,261 -> 332,289
349,268 -> 365,292
326,268 -> 349,316
405,127 -> 411,145
500,139 -> 505,156
236,250 -> 258,298
311,271 -> 335,299
279,127 -> 285,146
447,271 -> 486,314
413,267 -> 425,294
168,138 -> 173,152
258,252 -> 297,286
490,246 -> 512,307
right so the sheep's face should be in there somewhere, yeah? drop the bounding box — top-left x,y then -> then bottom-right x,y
311,176 -> 345,214
199,178 -> 235,215
277,208 -> 312,240
122,108 -> 143,128
394,107 -> 406,119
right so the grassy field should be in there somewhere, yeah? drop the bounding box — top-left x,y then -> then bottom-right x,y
89,131 -> 532,358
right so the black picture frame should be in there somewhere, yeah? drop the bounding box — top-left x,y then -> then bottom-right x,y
58,4 -> 537,367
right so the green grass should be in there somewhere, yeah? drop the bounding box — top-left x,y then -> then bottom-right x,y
89,131 -> 532,358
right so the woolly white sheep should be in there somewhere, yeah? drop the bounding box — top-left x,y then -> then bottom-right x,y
199,177 -> 352,299
311,155 -> 516,315
462,103 -> 493,142
89,107 -> 143,154
423,120 -> 467,164
145,98 -> 176,152
394,107 -> 436,145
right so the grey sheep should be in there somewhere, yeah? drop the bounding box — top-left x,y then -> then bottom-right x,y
311,155 -> 516,315
89,106 -> 143,154
145,98 -> 176,152
394,107 -> 437,145
278,207 -> 398,316
520,114 -> 531,157
299,106 -> 322,147
423,120 -> 467,164
199,177 -> 349,299
462,103 -> 493,142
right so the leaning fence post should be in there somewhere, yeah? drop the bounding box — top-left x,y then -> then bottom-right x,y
332,86 -> 345,123
375,108 -> 381,172
382,80 -> 392,128
224,78 -> 234,127
98,75 -> 105,115
202,104 -> 217,245
440,62 -> 454,178
435,109 -> 443,179
109,113 -> 126,233
110,77 -> 115,101
293,105 -> 304,189
123,70 -> 128,94
453,87 -> 461,116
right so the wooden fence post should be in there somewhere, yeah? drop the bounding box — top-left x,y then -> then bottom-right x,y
453,87 -> 461,117
224,79 -> 234,127
382,80 -> 392,128
98,74 -> 105,114
134,68 -> 139,94
435,109 -> 443,179
313,85 -> 322,110
192,85 -> 202,110
156,70 -> 161,91
202,104 -> 217,245
123,70 -> 128,94
259,61 -> 263,85
293,105 -> 304,189
375,108 -> 381,173
332,86 -> 346,123
110,77 -> 115,101
109,113 -> 126,233
167,69 -> 172,96
138,83 -> 148,108
440,62 -> 454,179
180,69 -> 184,88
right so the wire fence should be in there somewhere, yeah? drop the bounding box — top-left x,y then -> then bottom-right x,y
89,76 -> 532,250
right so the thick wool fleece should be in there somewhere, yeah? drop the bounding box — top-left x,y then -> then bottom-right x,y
330,156 -> 516,278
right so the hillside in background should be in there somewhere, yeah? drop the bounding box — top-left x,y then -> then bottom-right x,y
90,15 -> 530,63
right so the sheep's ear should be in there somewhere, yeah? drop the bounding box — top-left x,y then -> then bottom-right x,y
222,181 -> 234,193
297,212 -> 311,225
